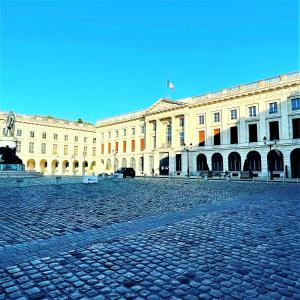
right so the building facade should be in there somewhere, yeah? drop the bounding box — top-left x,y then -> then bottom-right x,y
1,71 -> 300,178
0,114 -> 96,175
96,71 -> 300,178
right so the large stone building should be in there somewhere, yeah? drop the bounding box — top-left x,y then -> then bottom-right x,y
1,71 -> 300,177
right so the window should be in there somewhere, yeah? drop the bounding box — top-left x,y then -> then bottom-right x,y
123,129 -> 126,136
179,117 -> 184,127
123,141 -> 127,153
230,126 -> 238,144
230,109 -> 237,120
108,143 -> 111,154
92,147 -> 96,157
74,146 -> 78,156
83,146 -> 87,155
101,133 -> 104,140
54,133 -> 58,140
115,142 -> 119,153
199,115 -> 205,125
74,136 -> 78,142
2,128 -> 5,135
64,145 -> 68,155
132,127 -> 135,136
269,102 -> 278,114
141,125 -> 145,135
292,98 -> 300,111
84,137 -> 88,143
292,118 -> 300,139
16,129 -> 22,137
64,135 -> 68,141
214,112 -> 220,123
166,125 -> 172,142
131,140 -> 135,152
41,143 -> 46,154
249,124 -> 258,142
53,144 -> 58,155
29,142 -> 34,153
153,136 -> 156,149
140,138 -> 145,151
198,130 -> 205,147
16,141 -> 21,153
176,154 -> 182,172
269,121 -> 279,140
115,130 -> 119,138
101,144 -> 104,154
213,128 -> 220,145
179,132 -> 185,146
249,106 -> 257,117
153,122 -> 156,131
42,132 -> 47,139
30,131 -> 35,138
93,138 -> 96,144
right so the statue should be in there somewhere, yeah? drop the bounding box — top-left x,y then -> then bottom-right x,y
4,111 -> 16,137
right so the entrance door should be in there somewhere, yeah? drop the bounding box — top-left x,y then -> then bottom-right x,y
291,148 -> 300,178
159,153 -> 169,175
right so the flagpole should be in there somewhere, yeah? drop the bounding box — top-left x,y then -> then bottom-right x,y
165,78 -> 168,99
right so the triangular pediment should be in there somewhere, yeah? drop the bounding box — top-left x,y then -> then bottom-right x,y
145,98 -> 184,115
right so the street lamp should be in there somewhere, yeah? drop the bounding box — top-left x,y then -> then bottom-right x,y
112,149 -> 118,172
183,142 -> 192,178
83,151 -> 87,176
263,136 -> 278,180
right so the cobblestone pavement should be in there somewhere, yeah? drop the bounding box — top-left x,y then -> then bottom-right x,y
0,179 -> 299,299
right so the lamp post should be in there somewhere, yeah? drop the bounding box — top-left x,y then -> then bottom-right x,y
83,151 -> 87,176
263,136 -> 278,180
183,142 -> 192,178
112,149 -> 118,172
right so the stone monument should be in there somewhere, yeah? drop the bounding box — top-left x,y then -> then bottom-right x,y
0,111 -> 25,171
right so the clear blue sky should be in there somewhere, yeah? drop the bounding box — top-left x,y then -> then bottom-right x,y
0,0 -> 299,123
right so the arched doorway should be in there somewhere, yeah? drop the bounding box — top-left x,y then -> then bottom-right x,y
73,160 -> 79,175
139,157 -> 144,174
90,161 -> 96,174
27,159 -> 36,171
51,160 -> 59,174
243,151 -> 261,171
122,158 -> 127,168
267,150 -> 284,172
114,158 -> 119,171
82,161 -> 88,174
62,160 -> 69,174
228,152 -> 241,171
291,148 -> 300,178
196,154 -> 209,171
106,159 -> 111,172
130,157 -> 136,170
40,159 -> 47,173
212,153 -> 223,171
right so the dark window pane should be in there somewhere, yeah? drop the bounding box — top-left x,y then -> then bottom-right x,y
230,126 -> 238,144
269,121 -> 279,140
249,124 -> 258,142
214,128 -> 220,145
292,118 -> 300,139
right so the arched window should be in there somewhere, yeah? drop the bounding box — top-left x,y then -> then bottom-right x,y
122,158 -> 127,168
290,148 -> 300,178
212,153 -> 223,171
196,154 -> 209,171
244,151 -> 261,171
267,150 -> 283,171
130,157 -> 136,169
228,152 -> 241,171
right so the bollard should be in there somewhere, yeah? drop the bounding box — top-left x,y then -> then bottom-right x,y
56,176 -> 62,185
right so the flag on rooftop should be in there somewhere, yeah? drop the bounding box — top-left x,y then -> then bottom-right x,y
167,79 -> 175,91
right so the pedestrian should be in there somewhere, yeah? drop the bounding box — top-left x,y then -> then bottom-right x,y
152,168 -> 154,177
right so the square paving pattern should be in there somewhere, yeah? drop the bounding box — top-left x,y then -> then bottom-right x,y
0,178 -> 299,299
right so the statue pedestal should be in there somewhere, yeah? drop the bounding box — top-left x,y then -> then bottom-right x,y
0,136 -> 17,149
